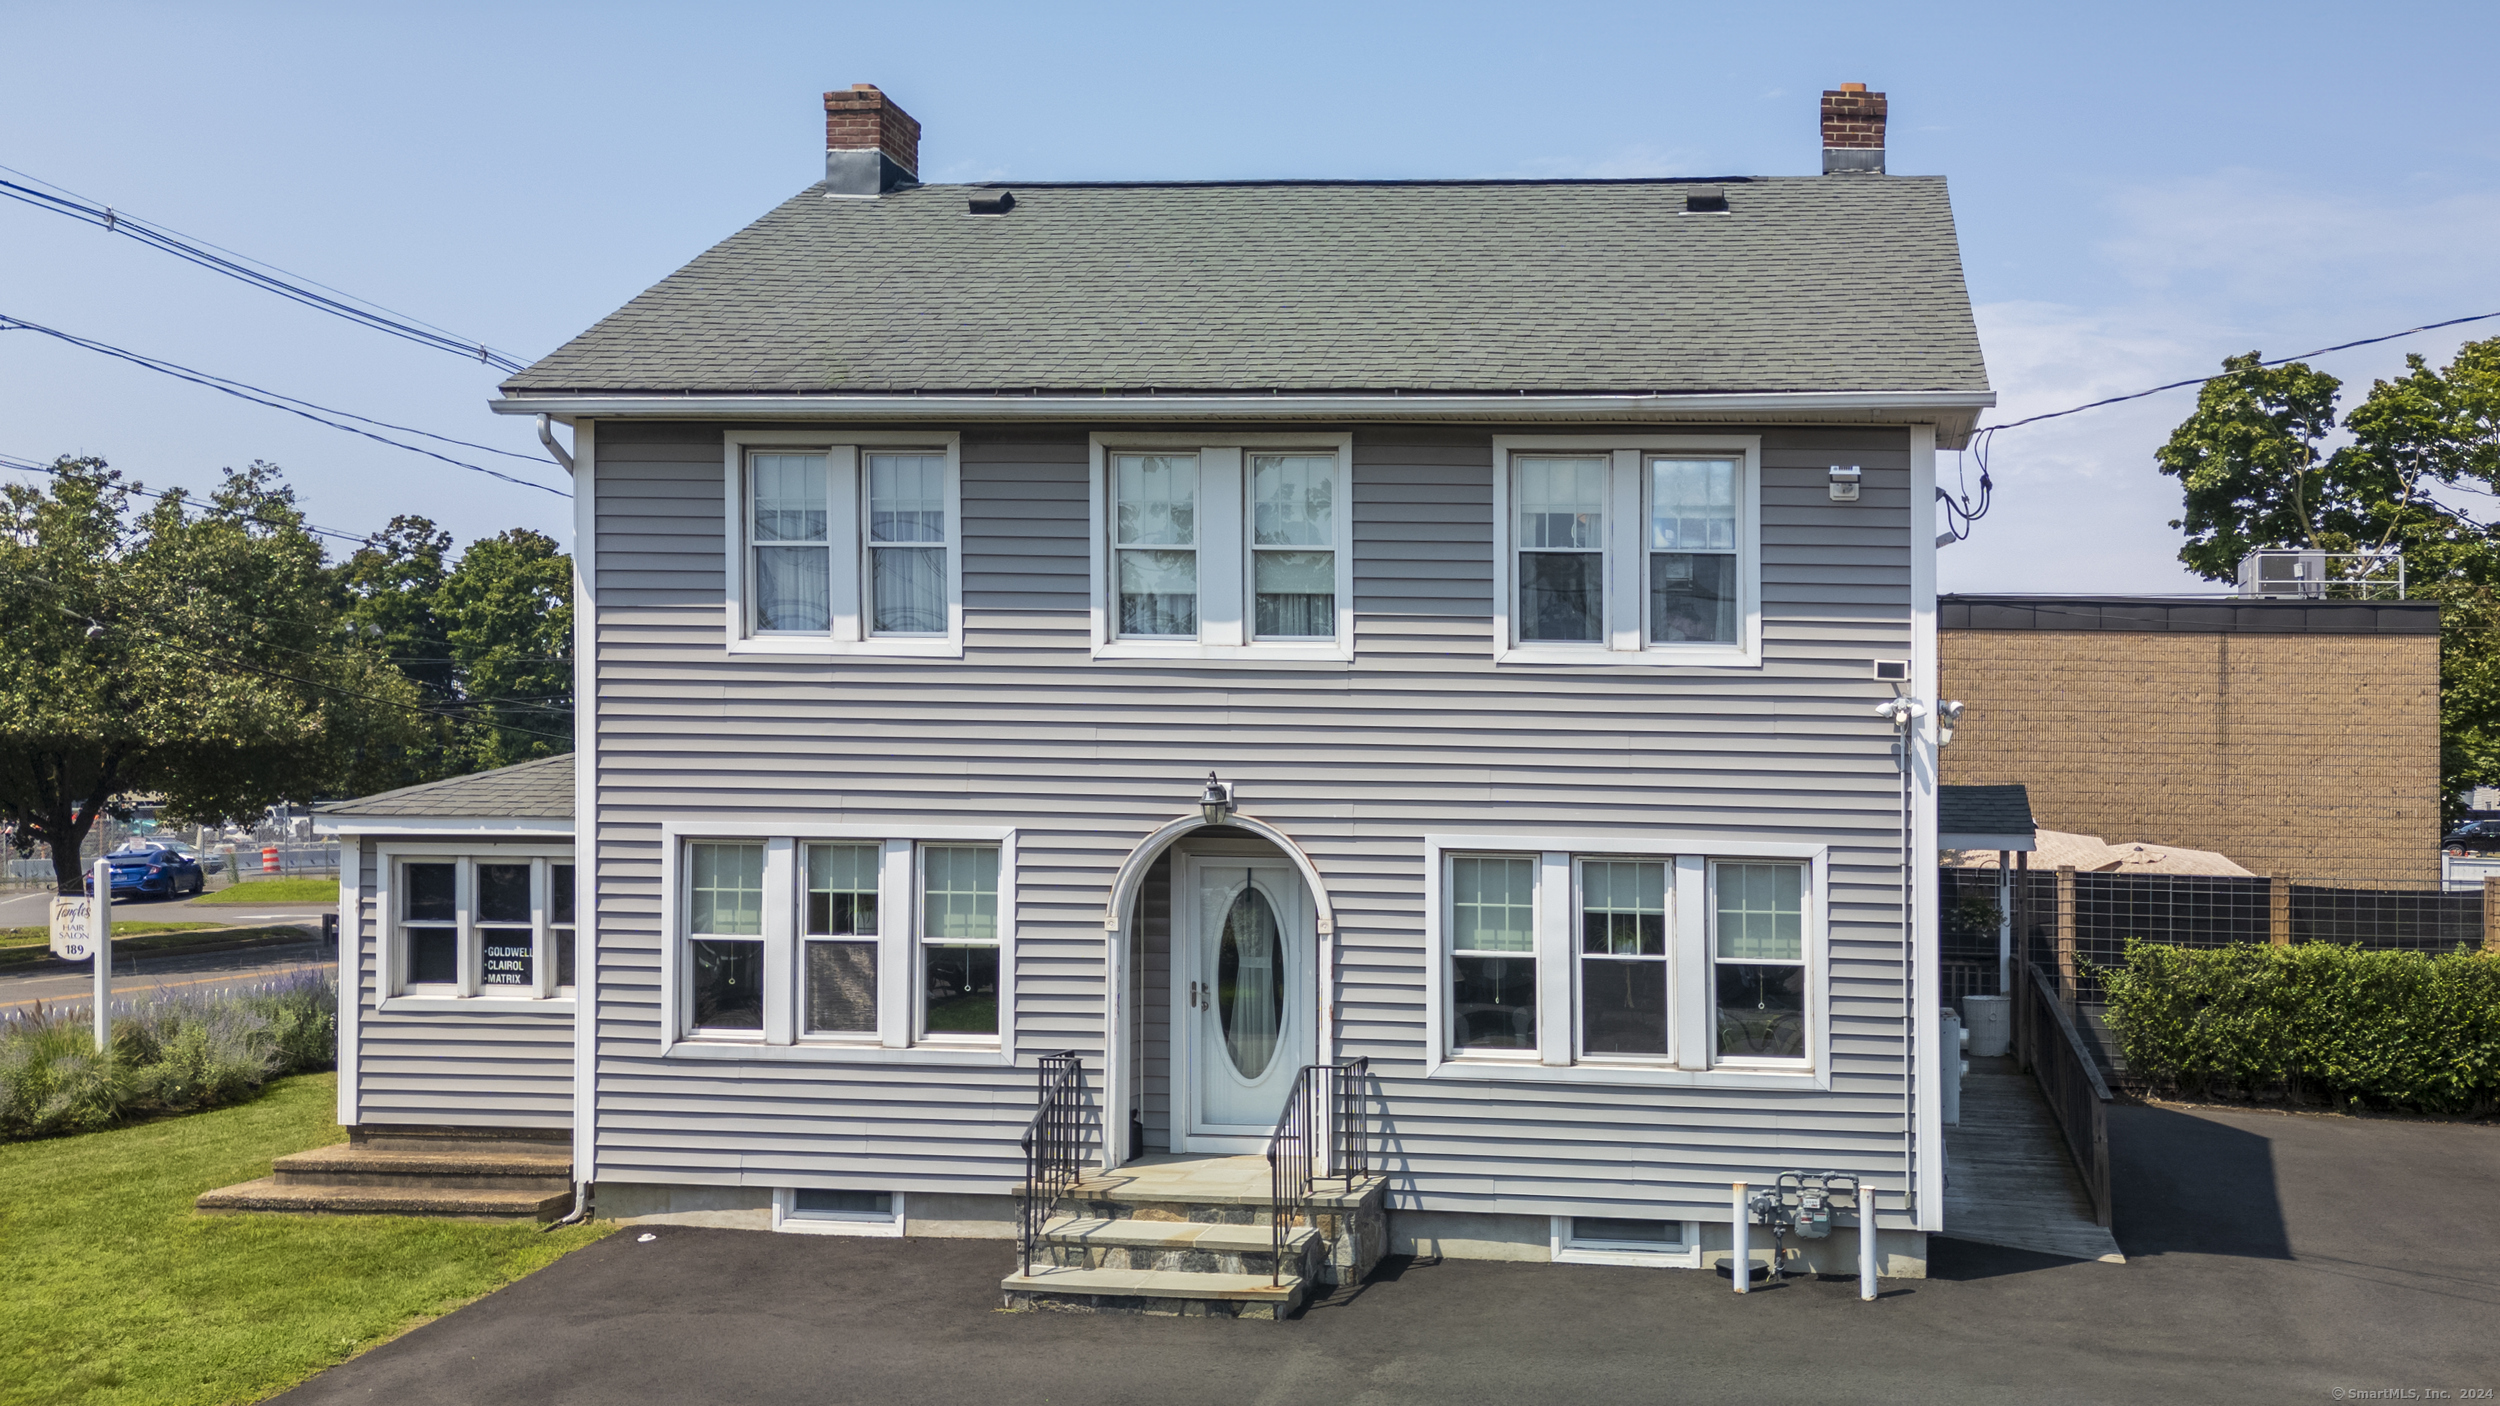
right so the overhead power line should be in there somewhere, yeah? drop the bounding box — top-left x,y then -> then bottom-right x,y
0,314 -> 569,499
0,450 -> 372,544
1973,308 -> 2500,441
0,164 -> 528,373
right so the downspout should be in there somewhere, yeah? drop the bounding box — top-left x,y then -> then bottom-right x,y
1876,696 -> 1927,1224
538,410 -> 589,1234
537,413 -> 574,472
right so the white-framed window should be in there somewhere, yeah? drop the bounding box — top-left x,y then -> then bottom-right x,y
1422,834 -> 1826,1085
659,823 -> 1016,1064
1087,433 -> 1354,662
1711,861 -> 1808,1065
722,430 -> 963,658
1492,435 -> 1762,667
772,1186 -> 906,1238
377,846 -> 577,1009
1549,1215 -> 1704,1268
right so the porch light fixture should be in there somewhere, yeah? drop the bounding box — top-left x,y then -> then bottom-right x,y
1936,699 -> 1965,746
1199,772 -> 1235,827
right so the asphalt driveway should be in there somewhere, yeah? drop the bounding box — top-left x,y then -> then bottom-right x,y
272,1102 -> 2499,1405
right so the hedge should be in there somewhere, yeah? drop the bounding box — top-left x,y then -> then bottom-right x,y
2098,940 -> 2500,1114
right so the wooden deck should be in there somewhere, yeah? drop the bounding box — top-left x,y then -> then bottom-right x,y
1944,1056 -> 2126,1263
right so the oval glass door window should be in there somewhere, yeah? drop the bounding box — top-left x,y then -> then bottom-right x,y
1216,886 -> 1285,1080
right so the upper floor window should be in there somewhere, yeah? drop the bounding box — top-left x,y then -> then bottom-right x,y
1494,436 -> 1761,667
1089,434 -> 1354,662
724,433 -> 963,658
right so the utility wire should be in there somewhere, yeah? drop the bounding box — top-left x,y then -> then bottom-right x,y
0,450 -> 372,544
1973,309 -> 2500,441
0,165 -> 528,373
0,314 -> 569,498
1948,307 -> 2500,546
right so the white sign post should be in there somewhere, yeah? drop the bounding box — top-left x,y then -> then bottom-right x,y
52,863 -> 112,1050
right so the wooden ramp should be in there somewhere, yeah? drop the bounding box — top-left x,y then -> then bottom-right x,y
1944,1056 -> 2126,1263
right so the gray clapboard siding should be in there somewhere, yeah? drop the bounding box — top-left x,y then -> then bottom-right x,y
351,838 -> 575,1129
581,420 -> 1922,1213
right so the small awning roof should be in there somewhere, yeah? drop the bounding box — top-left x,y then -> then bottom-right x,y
1939,783 -> 2036,851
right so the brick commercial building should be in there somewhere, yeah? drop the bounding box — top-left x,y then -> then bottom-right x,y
1938,595 -> 2443,882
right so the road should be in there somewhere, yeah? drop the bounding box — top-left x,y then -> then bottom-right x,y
0,891 -> 338,1012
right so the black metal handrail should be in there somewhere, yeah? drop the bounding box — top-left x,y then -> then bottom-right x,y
1266,1057 -> 1370,1288
1018,1050 -> 1085,1277
2020,962 -> 2113,1227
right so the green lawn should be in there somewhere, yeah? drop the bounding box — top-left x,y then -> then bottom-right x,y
0,1073 -> 609,1406
0,922 -> 219,946
191,878 -> 339,905
0,924 -> 296,973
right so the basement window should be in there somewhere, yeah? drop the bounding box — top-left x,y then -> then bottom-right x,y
1552,1215 -> 1702,1267
774,1187 -> 906,1237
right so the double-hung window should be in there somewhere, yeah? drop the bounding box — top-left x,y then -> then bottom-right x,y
669,829 -> 1014,1058
385,851 -> 577,1004
687,842 -> 765,1033
1430,838 -> 1821,1076
1494,436 -> 1761,666
1090,434 -> 1353,660
1713,862 -> 1807,1062
726,432 -> 963,657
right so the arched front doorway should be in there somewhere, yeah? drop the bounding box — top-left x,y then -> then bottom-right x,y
1101,812 -> 1336,1168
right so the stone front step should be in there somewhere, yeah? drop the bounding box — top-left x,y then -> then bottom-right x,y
1038,1216 -> 1320,1275
196,1178 -> 572,1221
1000,1265 -> 1309,1320
270,1142 -> 571,1193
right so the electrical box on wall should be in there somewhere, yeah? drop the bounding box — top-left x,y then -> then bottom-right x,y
1828,465 -> 1862,502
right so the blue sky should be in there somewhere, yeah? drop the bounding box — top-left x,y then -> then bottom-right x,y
5,0 -> 2497,590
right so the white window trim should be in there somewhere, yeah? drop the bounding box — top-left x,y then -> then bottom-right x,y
1087,432 -> 1356,663
772,1187 -> 907,1238
658,820 -> 1016,1066
373,841 -> 579,1014
721,429 -> 964,659
1491,434 -> 1763,668
1549,1216 -> 1704,1269
1420,832 -> 1828,1089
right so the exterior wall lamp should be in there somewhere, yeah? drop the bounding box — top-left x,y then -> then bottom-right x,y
1936,699 -> 1965,746
1199,772 -> 1236,827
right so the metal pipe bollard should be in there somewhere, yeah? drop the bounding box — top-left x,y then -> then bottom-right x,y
1730,1181 -> 1750,1293
1858,1185 -> 1879,1300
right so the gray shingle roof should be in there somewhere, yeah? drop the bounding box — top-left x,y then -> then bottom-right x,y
317,754 -> 574,821
1940,784 -> 2036,843
502,177 -> 1987,396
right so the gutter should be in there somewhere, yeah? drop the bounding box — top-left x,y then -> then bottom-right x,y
491,389 -> 1997,440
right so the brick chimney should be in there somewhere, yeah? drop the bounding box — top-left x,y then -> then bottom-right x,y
824,84 -> 920,195
1820,83 -> 1886,175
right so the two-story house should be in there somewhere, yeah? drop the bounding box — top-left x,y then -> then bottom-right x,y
296,81 -> 1991,1314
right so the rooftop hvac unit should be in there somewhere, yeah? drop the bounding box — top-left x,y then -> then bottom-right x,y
2237,549 -> 2328,598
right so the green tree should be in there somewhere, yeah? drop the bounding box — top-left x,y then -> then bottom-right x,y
438,527 -> 572,769
2156,341 -> 2500,820
0,459 -> 427,891
333,514 -> 461,789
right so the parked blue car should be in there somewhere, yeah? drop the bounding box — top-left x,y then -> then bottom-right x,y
85,841 -> 207,900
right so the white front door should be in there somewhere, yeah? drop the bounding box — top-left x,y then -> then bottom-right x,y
1176,855 -> 1316,1151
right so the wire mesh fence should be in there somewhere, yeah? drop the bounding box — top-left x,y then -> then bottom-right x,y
1986,867 -> 2493,1007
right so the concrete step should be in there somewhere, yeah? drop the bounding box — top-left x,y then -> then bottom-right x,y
1037,1216 -> 1318,1274
270,1143 -> 571,1191
195,1177 -> 572,1221
1000,1264 -> 1308,1320
349,1126 -> 571,1156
